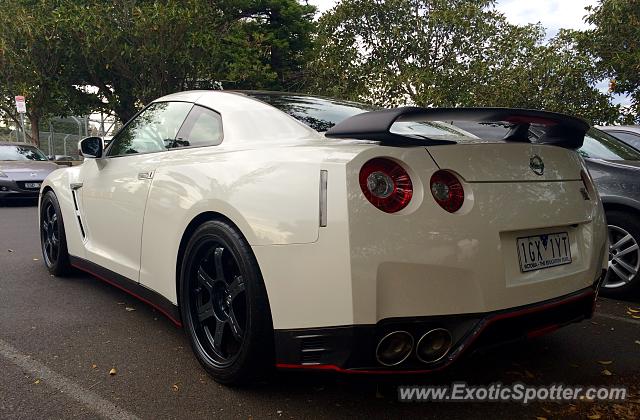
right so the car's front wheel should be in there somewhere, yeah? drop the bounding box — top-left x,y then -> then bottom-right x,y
602,210 -> 640,296
179,219 -> 274,385
40,190 -> 71,276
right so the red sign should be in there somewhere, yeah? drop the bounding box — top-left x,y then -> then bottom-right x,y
15,96 -> 26,114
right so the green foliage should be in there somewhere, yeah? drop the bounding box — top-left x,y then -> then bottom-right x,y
0,0 -> 98,144
584,0 -> 640,123
0,0 -> 316,125
0,0 -> 635,128
474,29 -> 621,124
55,0 -> 316,122
307,0 -> 620,124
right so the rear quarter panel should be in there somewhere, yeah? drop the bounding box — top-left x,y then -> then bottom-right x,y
138,143 -> 365,305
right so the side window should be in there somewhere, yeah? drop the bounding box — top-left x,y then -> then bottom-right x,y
171,105 -> 223,149
107,101 -> 193,156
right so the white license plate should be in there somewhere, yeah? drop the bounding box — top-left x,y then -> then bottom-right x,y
24,182 -> 41,189
517,232 -> 572,272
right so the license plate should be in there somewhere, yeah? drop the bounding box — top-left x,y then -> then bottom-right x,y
517,232 -> 572,272
24,182 -> 41,189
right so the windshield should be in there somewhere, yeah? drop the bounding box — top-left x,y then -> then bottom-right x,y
578,128 -> 640,161
246,92 -> 477,141
0,145 -> 48,161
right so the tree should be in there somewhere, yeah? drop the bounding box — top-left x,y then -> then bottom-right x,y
308,0 -> 512,106
307,0 -> 619,124
0,0 -> 97,146
584,0 -> 640,123
221,0 -> 317,91
0,0 -> 316,130
57,0 -> 316,123
473,29 -> 620,124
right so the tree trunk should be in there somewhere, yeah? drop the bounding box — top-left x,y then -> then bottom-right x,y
112,80 -> 138,125
29,114 -> 40,148
115,105 -> 137,126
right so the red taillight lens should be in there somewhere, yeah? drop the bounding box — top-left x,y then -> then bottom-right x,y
430,170 -> 464,213
359,158 -> 413,213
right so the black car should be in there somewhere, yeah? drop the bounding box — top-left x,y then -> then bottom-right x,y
454,123 -> 640,296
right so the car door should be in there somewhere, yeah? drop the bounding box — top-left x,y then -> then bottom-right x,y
138,104 -> 224,293
78,101 -> 193,281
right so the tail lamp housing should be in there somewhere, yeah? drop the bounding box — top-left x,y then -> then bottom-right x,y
580,169 -> 595,200
359,158 -> 413,213
430,170 -> 464,213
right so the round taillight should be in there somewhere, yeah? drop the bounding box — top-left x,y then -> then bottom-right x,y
359,158 -> 413,213
430,170 -> 464,213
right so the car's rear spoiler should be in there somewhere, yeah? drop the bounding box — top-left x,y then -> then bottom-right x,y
324,107 -> 590,148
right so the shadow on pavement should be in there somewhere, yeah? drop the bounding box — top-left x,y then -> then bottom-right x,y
0,198 -> 38,207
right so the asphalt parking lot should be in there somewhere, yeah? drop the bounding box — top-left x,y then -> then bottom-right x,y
1,201 -> 639,419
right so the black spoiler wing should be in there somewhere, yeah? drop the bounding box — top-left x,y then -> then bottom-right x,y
324,107 -> 590,148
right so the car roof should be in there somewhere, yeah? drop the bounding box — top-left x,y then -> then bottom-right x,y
153,89 -> 369,110
0,141 -> 38,147
152,90 -> 270,112
597,125 -> 640,134
152,90 -> 320,142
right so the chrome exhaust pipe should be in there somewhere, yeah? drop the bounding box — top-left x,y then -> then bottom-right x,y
375,331 -> 414,366
416,328 -> 452,364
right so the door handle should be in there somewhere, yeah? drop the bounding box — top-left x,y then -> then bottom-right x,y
138,171 -> 154,180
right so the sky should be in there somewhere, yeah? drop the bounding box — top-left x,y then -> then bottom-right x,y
309,0 -> 599,37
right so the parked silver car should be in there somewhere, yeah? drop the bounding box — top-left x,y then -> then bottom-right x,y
0,142 -> 60,199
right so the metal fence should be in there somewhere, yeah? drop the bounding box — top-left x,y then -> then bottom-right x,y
38,131 -> 85,160
1,114 -> 116,160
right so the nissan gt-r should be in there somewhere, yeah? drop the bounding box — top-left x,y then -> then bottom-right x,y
39,91 -> 608,384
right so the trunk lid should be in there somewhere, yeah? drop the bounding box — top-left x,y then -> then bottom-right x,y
426,143 -> 584,182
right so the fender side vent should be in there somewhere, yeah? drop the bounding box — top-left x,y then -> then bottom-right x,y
71,190 -> 86,239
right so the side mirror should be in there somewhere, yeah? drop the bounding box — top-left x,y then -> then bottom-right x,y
78,136 -> 104,159
47,155 -> 55,161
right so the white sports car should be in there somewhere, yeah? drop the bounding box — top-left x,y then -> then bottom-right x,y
39,91 -> 608,384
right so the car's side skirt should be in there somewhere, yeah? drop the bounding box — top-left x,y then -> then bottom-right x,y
69,255 -> 182,327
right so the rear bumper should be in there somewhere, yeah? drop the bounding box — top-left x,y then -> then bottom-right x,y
275,272 -> 604,374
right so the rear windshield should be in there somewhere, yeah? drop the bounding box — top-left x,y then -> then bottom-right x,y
246,92 -> 478,142
0,145 -> 48,161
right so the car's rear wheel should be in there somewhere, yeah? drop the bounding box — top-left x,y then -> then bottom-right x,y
602,211 -> 640,296
179,219 -> 274,385
40,191 -> 71,276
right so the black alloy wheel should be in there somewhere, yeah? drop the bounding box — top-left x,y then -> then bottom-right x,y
180,219 -> 273,384
40,191 -> 71,276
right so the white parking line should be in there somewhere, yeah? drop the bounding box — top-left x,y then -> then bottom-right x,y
0,338 -> 141,420
594,312 -> 640,325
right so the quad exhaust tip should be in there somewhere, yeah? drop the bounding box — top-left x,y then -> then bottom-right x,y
416,328 -> 453,364
375,331 -> 414,366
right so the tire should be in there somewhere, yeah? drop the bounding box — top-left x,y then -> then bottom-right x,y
601,210 -> 640,297
40,190 -> 71,276
179,219 -> 274,385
